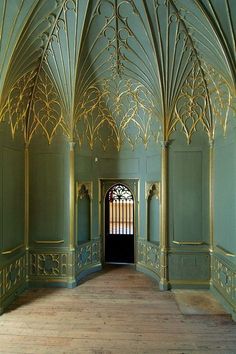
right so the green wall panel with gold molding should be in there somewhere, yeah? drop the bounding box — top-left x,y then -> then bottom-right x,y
168,131 -> 210,288
212,123 -> 236,320
0,122 -> 26,314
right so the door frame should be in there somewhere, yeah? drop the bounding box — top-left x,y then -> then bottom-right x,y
99,178 -> 140,265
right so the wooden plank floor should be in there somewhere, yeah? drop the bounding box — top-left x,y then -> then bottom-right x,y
0,265 -> 236,354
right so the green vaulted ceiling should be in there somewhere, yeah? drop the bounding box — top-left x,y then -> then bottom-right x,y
0,0 -> 235,150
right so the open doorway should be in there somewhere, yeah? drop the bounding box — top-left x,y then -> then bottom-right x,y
105,184 -> 134,264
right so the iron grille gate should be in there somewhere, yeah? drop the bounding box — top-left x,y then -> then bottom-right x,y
105,184 -> 134,263
109,184 -> 134,235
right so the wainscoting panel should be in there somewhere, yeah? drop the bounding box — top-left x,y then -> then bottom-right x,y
211,253 -> 236,320
76,239 -> 102,282
136,240 -> 160,282
28,249 -> 75,288
168,251 -> 210,288
0,253 -> 27,314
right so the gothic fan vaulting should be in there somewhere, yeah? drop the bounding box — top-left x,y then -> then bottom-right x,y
0,0 -> 235,150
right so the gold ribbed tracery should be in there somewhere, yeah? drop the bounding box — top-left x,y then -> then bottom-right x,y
0,0 -> 235,148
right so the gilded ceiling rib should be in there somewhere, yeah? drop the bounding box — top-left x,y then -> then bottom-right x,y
0,0 -> 38,103
175,0 -> 235,137
0,0 -> 235,147
195,0 -> 236,90
25,0 -> 67,144
142,0 -> 165,120
7,0 -> 50,83
36,0 -> 90,141
225,0 -> 236,57
203,63 -> 232,137
0,70 -> 37,138
73,0 -> 161,150
143,0 -> 203,142
0,0 -> 26,83
76,0 -> 158,98
169,0 -> 213,142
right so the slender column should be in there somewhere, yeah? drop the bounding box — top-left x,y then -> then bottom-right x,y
209,139 -> 214,286
69,142 -> 75,250
24,143 -> 29,250
159,141 -> 169,291
209,139 -> 214,252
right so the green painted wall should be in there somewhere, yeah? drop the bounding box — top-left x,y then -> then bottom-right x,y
0,122 -> 26,314
77,195 -> 91,244
168,130 -> 210,287
27,134 -> 74,288
29,134 -> 70,247
75,141 -> 162,280
212,124 -> 236,320
148,196 -> 160,244
75,143 -> 162,244
214,128 -> 236,257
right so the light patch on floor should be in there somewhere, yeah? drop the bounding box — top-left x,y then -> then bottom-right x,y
173,290 -> 227,315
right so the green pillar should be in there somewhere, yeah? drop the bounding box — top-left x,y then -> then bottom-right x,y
159,141 -> 169,290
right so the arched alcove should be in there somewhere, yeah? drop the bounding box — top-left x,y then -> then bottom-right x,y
147,183 -> 160,244
76,183 -> 92,244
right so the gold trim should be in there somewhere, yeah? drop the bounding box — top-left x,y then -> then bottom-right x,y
137,179 -> 140,242
28,278 -> 70,283
24,144 -> 29,249
69,142 -> 75,250
216,245 -> 236,257
209,140 -> 214,253
169,248 -> 209,253
160,142 -> 168,288
34,240 -> 64,244
172,241 -> 205,245
98,180 -> 102,237
1,244 -> 24,255
169,280 -> 210,285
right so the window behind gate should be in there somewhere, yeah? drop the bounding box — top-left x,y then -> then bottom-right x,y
108,184 -> 134,235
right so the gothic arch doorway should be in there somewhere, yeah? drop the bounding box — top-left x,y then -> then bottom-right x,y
105,183 -> 134,264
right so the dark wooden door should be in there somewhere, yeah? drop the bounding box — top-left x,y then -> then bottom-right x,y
105,184 -> 134,263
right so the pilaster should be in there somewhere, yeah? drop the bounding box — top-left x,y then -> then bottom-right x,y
209,138 -> 214,286
69,141 -> 75,251
159,141 -> 169,290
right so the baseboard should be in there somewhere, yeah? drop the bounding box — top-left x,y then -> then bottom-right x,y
136,263 -> 160,284
28,277 -> 77,288
76,264 -> 102,284
0,281 -> 27,315
211,284 -> 236,322
168,280 -> 210,289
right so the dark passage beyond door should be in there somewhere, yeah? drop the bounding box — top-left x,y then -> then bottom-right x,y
105,184 -> 134,263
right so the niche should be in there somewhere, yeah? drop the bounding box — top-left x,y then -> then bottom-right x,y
76,182 -> 92,244
146,182 -> 160,244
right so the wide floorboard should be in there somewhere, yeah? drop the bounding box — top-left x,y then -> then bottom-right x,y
0,265 -> 235,354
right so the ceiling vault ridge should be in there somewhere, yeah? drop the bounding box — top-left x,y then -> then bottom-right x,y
169,0 -> 213,141
24,0 -> 67,144
195,0 -> 236,90
0,0 -> 235,149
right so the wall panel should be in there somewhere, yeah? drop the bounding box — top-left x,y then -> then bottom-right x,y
168,132 -> 210,288
2,148 -> 24,251
29,153 -> 65,244
212,127 -> 236,320
171,151 -> 203,243
214,135 -> 236,254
